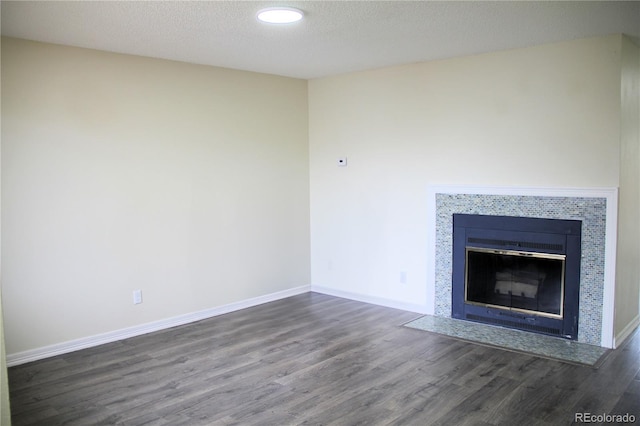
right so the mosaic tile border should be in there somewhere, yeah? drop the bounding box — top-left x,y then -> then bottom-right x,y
433,193 -> 607,346
404,315 -> 609,366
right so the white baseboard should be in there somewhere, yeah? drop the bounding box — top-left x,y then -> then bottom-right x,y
613,314 -> 640,349
311,285 -> 427,315
7,285 -> 311,367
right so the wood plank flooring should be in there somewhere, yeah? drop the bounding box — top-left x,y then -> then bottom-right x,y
8,292 -> 640,425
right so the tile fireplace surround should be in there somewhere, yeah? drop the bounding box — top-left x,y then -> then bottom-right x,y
426,185 -> 618,348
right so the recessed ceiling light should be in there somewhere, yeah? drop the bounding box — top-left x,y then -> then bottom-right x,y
257,7 -> 304,24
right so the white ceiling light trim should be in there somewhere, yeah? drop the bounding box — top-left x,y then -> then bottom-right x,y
257,7 -> 304,24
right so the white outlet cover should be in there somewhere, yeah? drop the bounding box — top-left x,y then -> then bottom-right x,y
337,157 -> 348,167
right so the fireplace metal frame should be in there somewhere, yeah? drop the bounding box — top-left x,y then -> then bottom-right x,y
464,246 -> 566,319
452,214 -> 582,340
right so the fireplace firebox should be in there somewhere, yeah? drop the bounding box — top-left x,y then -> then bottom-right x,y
451,214 -> 582,340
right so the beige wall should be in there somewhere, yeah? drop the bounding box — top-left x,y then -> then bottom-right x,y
309,36 -> 626,315
1,37 -> 310,354
615,36 -> 640,340
1,32 -> 12,424
1,33 -> 638,359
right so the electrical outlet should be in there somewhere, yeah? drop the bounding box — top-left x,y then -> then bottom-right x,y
400,271 -> 407,284
337,157 -> 348,167
133,290 -> 142,305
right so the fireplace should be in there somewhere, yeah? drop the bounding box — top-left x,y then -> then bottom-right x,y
451,214 -> 582,340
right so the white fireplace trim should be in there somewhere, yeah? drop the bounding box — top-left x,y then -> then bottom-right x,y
426,184 -> 618,348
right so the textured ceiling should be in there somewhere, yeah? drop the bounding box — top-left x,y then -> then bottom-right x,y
2,1 -> 639,79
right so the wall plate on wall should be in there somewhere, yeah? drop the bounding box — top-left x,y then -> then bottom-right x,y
337,157 -> 347,167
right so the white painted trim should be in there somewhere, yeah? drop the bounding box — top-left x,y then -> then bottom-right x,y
426,184 -> 619,348
601,189 -> 619,348
6,285 -> 311,367
428,184 -> 619,199
613,314 -> 640,349
311,285 -> 428,315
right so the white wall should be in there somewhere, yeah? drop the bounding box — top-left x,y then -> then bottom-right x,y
615,36 -> 640,341
0,33 -> 12,423
1,38 -> 310,355
309,35 -> 624,313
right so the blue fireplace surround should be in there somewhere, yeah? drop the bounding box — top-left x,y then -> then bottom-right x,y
451,214 -> 582,340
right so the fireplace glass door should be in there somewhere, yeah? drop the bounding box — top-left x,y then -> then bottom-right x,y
465,247 -> 566,319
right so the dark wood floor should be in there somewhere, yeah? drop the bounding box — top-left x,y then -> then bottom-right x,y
8,292 -> 640,425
